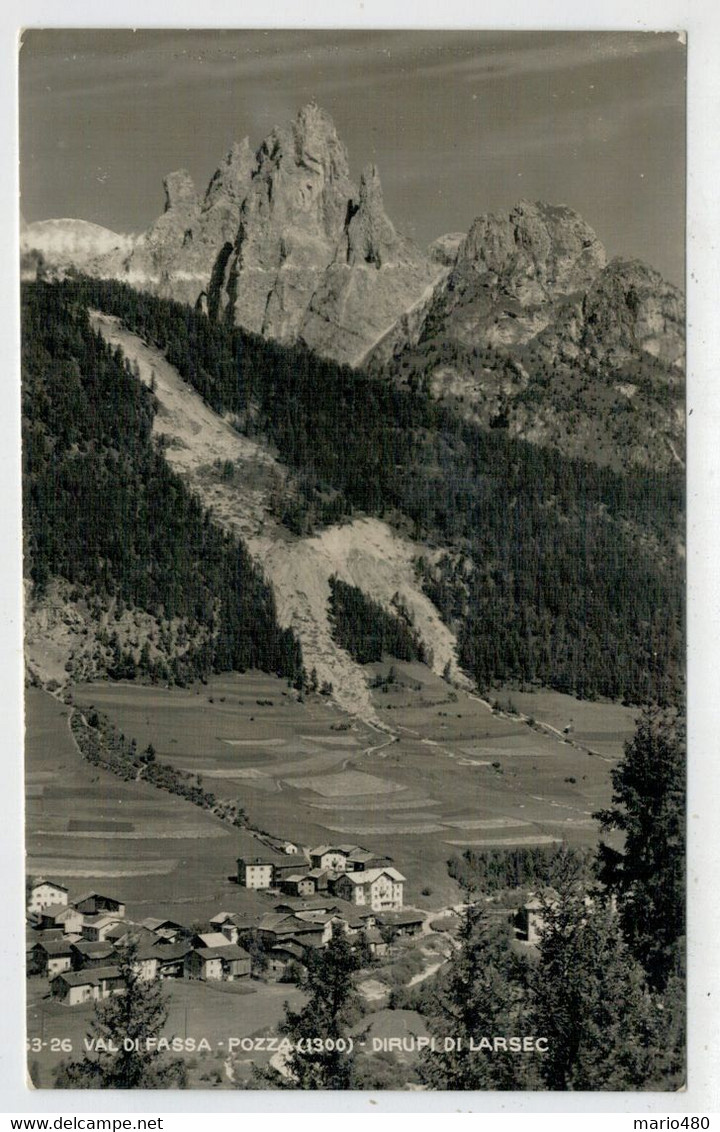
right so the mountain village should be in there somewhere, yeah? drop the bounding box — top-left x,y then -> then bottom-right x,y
26,838 -> 436,1007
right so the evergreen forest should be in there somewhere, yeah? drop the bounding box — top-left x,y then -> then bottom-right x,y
25,278 -> 684,703
21,282 -> 303,686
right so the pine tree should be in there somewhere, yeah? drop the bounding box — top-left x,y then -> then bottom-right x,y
254,932 -> 362,1089
527,882 -> 675,1090
420,905 -> 537,1090
53,941 -> 187,1089
594,708 -> 685,989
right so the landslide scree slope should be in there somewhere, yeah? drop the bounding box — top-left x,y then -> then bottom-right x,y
22,281 -> 303,688
35,277 -> 684,706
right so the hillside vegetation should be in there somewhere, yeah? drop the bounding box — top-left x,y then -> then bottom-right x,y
22,282 -> 303,687
28,279 -> 683,705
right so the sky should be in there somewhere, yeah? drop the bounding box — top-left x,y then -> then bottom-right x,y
19,29 -> 686,285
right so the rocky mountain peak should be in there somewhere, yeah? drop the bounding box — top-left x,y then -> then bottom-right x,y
203,138 -> 254,209
162,170 -> 199,217
292,102 -> 350,176
576,257 -> 685,367
344,163 -> 399,268
458,199 -> 607,303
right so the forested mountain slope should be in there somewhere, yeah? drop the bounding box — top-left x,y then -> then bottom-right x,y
22,282 -> 303,689
41,277 -> 683,707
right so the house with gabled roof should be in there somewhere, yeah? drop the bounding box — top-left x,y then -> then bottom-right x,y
266,942 -> 307,981
73,893 -> 126,918
192,931 -> 235,951
237,856 -> 275,889
27,879 -> 68,915
346,848 -> 395,873
271,854 -> 310,883
50,966 -> 124,1006
69,940 -> 117,970
140,918 -> 187,942
81,914 -> 126,943
39,904 -> 83,936
256,913 -> 325,949
273,896 -> 339,916
375,908 -> 425,936
184,944 -> 250,982
309,845 -> 356,872
29,939 -> 74,978
334,867 -> 405,911
153,939 -> 192,979
208,912 -> 258,945
279,873 -> 317,898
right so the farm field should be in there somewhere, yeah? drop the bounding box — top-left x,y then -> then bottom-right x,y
25,687 -> 281,923
26,975 -> 306,1088
66,664 -> 636,908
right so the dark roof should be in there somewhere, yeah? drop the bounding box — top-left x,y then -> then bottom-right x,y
71,940 -> 116,958
237,856 -> 275,867
32,879 -> 68,892
52,971 -> 97,988
269,942 -> 306,961
34,939 -> 73,956
154,941 -> 192,962
273,897 -> 338,913
194,944 -> 250,962
41,903 -> 76,919
53,965 -> 121,987
73,891 -> 124,904
141,917 -> 185,932
89,965 -> 122,980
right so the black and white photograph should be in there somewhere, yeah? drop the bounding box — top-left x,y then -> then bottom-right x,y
17,27 -> 689,1097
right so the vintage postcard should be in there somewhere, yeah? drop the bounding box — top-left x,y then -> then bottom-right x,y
18,28 -> 688,1097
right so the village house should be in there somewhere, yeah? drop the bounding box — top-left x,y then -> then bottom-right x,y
207,912 -> 259,944
265,942 -> 307,981
153,940 -> 192,979
184,943 -> 251,982
74,893 -> 126,918
376,909 -> 425,938
134,945 -> 159,983
236,856 -> 275,889
334,867 -> 405,911
309,845 -> 355,872
82,914 -> 126,943
208,912 -> 236,936
364,927 -> 388,959
279,873 -> 317,898
516,891 -> 560,945
292,910 -> 335,944
140,918 -> 187,943
51,966 -> 124,1006
27,879 -> 68,915
346,848 -> 394,873
255,913 -> 326,950
39,904 -> 84,936
193,931 -> 236,951
29,939 -> 74,978
70,940 -> 117,970
308,868 -> 330,891
271,854 -> 311,884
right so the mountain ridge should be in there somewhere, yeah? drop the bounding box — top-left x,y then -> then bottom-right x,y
21,104 -> 685,470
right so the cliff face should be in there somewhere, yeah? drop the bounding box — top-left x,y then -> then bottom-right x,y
35,105 -> 443,365
374,202 -> 685,471
22,110 -> 684,468
218,107 -> 443,363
